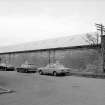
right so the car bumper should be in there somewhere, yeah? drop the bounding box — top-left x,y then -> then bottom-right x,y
58,71 -> 70,74
6,67 -> 15,71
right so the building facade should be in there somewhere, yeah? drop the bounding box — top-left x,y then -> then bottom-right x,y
0,45 -> 102,73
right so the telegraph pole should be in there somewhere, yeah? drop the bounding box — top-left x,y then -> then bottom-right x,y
95,24 -> 105,36
95,23 -> 105,72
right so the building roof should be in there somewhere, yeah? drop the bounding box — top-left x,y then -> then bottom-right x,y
0,32 -> 100,54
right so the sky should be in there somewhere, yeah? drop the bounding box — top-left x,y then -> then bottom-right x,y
0,0 -> 105,46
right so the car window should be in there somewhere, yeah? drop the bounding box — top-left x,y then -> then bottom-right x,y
50,65 -> 54,68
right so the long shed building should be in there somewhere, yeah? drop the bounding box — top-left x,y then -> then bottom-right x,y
0,33 -> 103,72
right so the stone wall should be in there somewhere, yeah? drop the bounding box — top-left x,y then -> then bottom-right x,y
0,47 -> 103,72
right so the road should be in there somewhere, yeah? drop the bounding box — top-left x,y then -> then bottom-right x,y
0,71 -> 105,105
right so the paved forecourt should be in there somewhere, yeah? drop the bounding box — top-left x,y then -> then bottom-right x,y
0,71 -> 105,105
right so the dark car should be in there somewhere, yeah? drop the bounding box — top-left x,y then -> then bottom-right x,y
6,64 -> 15,71
17,63 -> 37,73
0,63 -> 7,71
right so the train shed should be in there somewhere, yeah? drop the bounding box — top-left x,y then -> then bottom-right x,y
0,33 -> 102,72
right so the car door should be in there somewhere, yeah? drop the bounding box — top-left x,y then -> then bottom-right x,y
49,65 -> 55,74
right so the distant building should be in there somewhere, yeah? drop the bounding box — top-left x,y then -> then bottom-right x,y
0,33 -> 102,72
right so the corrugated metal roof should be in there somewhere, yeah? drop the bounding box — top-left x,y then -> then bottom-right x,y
0,32 -> 100,53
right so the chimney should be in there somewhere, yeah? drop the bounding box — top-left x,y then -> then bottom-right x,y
101,35 -> 105,72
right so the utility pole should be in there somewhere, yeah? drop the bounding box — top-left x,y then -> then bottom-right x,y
95,24 -> 105,36
95,23 -> 105,72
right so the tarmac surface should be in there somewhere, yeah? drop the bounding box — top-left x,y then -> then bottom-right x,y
0,71 -> 105,105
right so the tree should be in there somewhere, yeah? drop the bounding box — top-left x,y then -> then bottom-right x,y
82,32 -> 101,73
82,32 -> 100,45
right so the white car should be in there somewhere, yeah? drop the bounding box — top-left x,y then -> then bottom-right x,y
38,62 -> 71,76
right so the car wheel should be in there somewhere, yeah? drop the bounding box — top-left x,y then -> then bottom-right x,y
17,70 -> 19,72
25,69 -> 28,73
53,71 -> 57,76
39,70 -> 43,75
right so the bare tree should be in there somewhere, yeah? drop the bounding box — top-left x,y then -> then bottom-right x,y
82,32 -> 101,73
82,33 -> 100,45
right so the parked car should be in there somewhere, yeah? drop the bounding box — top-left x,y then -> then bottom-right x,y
6,64 -> 15,71
0,63 -> 15,71
16,63 -> 37,73
0,63 -> 7,71
38,62 -> 71,76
